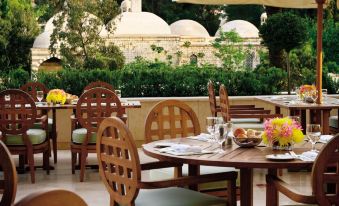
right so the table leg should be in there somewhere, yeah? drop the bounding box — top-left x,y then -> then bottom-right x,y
275,106 -> 280,115
52,108 -> 57,163
240,168 -> 253,206
266,169 -> 279,206
322,109 -> 330,134
188,164 -> 199,191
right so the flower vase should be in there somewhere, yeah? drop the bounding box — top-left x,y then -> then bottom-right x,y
272,141 -> 293,151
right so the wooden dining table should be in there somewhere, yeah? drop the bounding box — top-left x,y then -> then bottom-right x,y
256,96 -> 339,134
143,138 -> 317,206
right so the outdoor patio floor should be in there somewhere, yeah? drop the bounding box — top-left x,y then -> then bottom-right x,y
14,150 -> 312,206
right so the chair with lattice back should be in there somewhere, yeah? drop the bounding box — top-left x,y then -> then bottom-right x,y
71,87 -> 125,182
219,84 -> 282,129
0,89 -> 50,183
266,134 -> 339,205
20,82 -> 58,163
97,117 -> 237,206
0,140 -> 17,206
83,81 -> 114,92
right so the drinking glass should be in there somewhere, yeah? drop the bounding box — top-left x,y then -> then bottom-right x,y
115,90 -> 122,98
310,90 -> 318,104
322,89 -> 327,102
215,124 -> 226,153
306,124 -> 321,152
206,117 -> 223,142
37,91 -> 44,103
4,95 -> 10,101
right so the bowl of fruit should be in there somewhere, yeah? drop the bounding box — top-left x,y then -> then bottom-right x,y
232,128 -> 263,147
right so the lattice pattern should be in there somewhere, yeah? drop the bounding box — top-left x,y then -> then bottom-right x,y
219,85 -> 230,122
20,82 -> 49,102
0,89 -> 36,136
97,117 -> 140,205
144,100 -> 200,143
84,81 -> 114,92
312,134 -> 339,205
76,88 -> 125,136
208,80 -> 218,117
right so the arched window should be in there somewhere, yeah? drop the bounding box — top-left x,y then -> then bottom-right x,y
190,54 -> 198,65
38,57 -> 62,71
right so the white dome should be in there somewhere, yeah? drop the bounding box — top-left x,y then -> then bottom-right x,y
109,12 -> 171,36
170,20 -> 209,37
216,20 -> 259,38
33,31 -> 52,48
44,12 -> 108,37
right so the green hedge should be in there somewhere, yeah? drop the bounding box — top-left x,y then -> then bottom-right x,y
1,60 -> 338,97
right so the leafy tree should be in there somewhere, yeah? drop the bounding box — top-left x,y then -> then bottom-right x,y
212,31 -> 248,70
222,5 -> 264,28
0,0 -> 40,72
142,0 -> 221,35
50,0 -> 124,70
260,12 -> 308,94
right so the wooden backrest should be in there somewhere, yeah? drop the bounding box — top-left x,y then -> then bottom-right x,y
0,89 -> 37,136
219,84 -> 230,122
76,88 -> 124,142
312,134 -> 339,205
208,80 -> 218,117
0,141 -> 17,206
14,189 -> 87,206
97,117 -> 141,206
83,81 -> 114,92
20,82 -> 49,102
144,100 -> 201,143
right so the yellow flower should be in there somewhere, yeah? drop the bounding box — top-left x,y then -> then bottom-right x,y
46,89 -> 67,104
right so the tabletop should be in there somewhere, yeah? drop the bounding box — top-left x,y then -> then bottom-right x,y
256,96 -> 339,110
143,138 -> 317,206
35,100 -> 141,109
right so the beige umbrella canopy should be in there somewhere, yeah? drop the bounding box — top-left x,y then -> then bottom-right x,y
175,0 -> 338,104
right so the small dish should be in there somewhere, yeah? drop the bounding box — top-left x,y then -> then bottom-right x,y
266,154 -> 295,161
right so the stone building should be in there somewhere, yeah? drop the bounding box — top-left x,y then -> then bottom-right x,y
31,0 -> 261,72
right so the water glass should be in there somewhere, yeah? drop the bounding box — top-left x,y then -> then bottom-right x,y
306,124 -> 321,152
4,95 -> 10,101
115,90 -> 122,98
215,124 -> 226,153
206,117 -> 223,142
37,91 -> 44,103
322,89 -> 327,102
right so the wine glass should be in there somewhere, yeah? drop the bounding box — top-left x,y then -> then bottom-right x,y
322,89 -> 327,102
206,117 -> 223,142
310,90 -> 318,104
36,91 -> 44,104
306,124 -> 321,152
115,90 -> 122,98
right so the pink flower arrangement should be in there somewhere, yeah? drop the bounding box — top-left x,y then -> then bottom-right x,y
262,117 -> 304,147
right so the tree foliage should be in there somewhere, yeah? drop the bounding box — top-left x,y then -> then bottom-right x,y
50,0 -> 124,70
222,5 -> 264,28
0,0 -> 40,72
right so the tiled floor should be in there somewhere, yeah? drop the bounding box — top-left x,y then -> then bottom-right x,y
14,150 -> 312,205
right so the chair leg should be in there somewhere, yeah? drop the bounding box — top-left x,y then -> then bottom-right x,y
227,179 -> 237,206
110,196 -> 120,206
27,149 -> 35,183
52,131 -> 57,163
43,149 -> 50,175
71,151 -> 77,174
174,166 -> 182,177
79,151 -> 87,182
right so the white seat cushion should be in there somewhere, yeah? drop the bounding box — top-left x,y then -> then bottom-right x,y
231,118 -> 261,123
329,116 -> 338,128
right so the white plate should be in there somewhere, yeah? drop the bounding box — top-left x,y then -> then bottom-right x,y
266,154 -> 295,161
154,142 -> 177,148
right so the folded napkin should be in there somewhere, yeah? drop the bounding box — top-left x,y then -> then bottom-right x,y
187,133 -> 213,142
158,144 -> 212,156
299,151 -> 318,161
319,135 -> 334,143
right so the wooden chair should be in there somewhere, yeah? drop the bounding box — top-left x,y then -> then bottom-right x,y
219,84 -> 282,129
266,134 -> 339,206
97,117 -> 238,206
0,141 -> 17,206
144,99 -> 238,196
83,81 -> 114,92
207,80 -> 260,118
14,189 -> 87,206
20,82 -> 58,163
329,109 -> 338,135
0,89 -> 50,183
71,87 -> 125,182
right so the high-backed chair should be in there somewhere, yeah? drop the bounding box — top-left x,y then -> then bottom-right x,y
97,117 -> 238,206
144,99 -> 238,196
71,87 -> 125,182
0,89 -> 50,183
0,140 -> 17,206
14,189 -> 88,206
219,84 -> 282,129
266,134 -> 339,205
83,81 -> 114,92
20,82 -> 57,163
